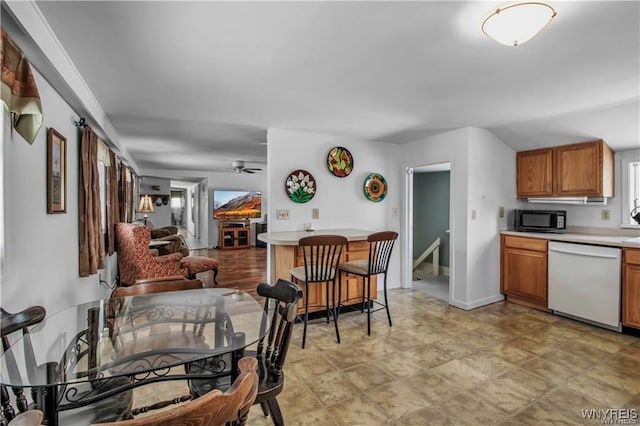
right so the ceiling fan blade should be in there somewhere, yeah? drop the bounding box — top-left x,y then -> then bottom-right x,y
245,168 -> 262,171
243,169 -> 255,174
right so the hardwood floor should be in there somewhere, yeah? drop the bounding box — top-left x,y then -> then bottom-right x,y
190,246 -> 268,301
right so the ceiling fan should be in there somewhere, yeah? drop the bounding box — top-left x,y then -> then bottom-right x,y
231,160 -> 262,174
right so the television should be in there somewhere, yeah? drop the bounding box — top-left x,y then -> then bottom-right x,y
213,190 -> 261,220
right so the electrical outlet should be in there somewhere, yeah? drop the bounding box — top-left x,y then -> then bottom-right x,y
276,209 -> 290,220
601,209 -> 610,221
312,208 -> 320,219
392,207 -> 398,217
471,210 -> 477,220
498,206 -> 504,218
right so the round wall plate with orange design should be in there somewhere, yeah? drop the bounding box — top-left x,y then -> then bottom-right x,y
363,173 -> 387,202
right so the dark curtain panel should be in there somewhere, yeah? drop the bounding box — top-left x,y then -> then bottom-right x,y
119,164 -> 134,223
106,150 -> 120,255
78,126 -> 105,276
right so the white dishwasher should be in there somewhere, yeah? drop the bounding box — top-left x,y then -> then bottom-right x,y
548,241 -> 622,331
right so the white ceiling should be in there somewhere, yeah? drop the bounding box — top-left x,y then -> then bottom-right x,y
31,1 -> 640,176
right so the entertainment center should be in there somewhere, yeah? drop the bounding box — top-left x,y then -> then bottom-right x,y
218,219 -> 251,249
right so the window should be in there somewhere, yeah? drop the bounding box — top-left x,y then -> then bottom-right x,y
171,191 -> 183,208
621,150 -> 640,227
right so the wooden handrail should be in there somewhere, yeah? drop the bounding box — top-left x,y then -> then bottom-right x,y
413,237 -> 440,276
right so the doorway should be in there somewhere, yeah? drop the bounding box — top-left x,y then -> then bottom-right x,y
409,162 -> 451,302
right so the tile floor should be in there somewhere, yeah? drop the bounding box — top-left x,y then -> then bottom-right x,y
134,289 -> 640,425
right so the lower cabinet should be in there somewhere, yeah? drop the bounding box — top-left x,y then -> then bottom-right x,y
623,248 -> 640,329
289,242 -> 376,314
501,235 -> 549,311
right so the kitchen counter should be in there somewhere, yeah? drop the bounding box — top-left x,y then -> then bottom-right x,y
257,228 -> 372,246
500,230 -> 640,248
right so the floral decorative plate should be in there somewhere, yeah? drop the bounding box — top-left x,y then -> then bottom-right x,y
327,146 -> 353,177
285,170 -> 316,203
363,173 -> 387,202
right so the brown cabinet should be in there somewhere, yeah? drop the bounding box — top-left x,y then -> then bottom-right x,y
272,242 -> 376,314
218,219 -> 250,249
516,140 -> 614,198
623,248 -> 640,329
516,148 -> 553,197
501,235 -> 549,311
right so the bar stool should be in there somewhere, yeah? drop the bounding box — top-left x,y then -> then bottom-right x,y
290,235 -> 347,348
338,231 -> 398,336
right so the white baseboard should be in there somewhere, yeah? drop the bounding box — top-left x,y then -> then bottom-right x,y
449,294 -> 504,310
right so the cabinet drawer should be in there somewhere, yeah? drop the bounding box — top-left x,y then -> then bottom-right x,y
502,235 -> 547,252
624,249 -> 640,266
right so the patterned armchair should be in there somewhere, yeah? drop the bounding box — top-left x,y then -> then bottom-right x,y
116,223 -> 186,286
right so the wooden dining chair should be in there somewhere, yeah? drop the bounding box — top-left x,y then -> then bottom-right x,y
290,235 -> 347,348
90,356 -> 259,426
189,279 -> 303,426
337,231 -> 398,335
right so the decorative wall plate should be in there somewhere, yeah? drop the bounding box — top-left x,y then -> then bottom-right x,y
363,173 -> 387,202
285,170 -> 316,203
327,146 -> 353,177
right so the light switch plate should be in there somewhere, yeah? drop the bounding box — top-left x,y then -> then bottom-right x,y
498,206 -> 504,218
276,209 -> 290,220
312,208 -> 319,219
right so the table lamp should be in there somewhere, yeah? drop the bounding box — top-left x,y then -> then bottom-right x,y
138,194 -> 155,225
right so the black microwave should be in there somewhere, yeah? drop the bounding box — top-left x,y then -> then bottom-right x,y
514,209 -> 566,233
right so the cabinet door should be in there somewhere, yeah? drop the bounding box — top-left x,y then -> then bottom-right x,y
222,230 -> 235,248
623,250 -> 640,329
502,246 -> 548,306
555,141 -> 602,196
237,229 -> 249,248
516,149 -> 553,197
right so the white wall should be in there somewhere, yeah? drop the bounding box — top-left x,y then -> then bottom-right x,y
2,67 -> 113,314
466,127 -> 518,306
402,127 -> 518,309
267,128 -> 401,287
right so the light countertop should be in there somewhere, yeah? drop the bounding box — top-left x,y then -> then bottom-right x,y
500,230 -> 640,248
257,228 -> 372,246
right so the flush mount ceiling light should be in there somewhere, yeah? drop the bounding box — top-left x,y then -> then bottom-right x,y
482,2 -> 557,47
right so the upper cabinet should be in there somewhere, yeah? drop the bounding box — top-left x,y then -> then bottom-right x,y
517,148 -> 553,197
516,140 -> 614,198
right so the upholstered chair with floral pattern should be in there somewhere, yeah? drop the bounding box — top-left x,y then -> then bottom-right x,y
115,223 -> 186,286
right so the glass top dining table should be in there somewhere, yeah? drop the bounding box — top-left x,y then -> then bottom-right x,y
0,288 -> 268,388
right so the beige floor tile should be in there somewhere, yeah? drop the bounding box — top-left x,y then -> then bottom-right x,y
539,387 -> 610,424
327,393 -> 390,426
566,374 -> 635,408
458,352 -> 517,378
428,359 -> 489,390
436,392 -> 507,425
520,356 -> 579,384
467,378 -> 534,415
430,336 -> 477,358
504,400 -> 582,425
403,344 -> 454,369
487,342 -> 537,364
277,376 -> 325,416
586,362 -> 640,394
505,336 -> 555,355
365,379 -> 431,421
405,370 -> 462,404
342,362 -> 396,392
393,406 -> 454,426
307,369 -> 362,407
493,367 -> 556,400
374,351 -> 424,379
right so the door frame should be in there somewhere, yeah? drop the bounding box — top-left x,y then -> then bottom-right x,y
403,161 -> 454,303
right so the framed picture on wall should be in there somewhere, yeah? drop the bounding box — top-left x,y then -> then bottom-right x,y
47,128 -> 67,213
